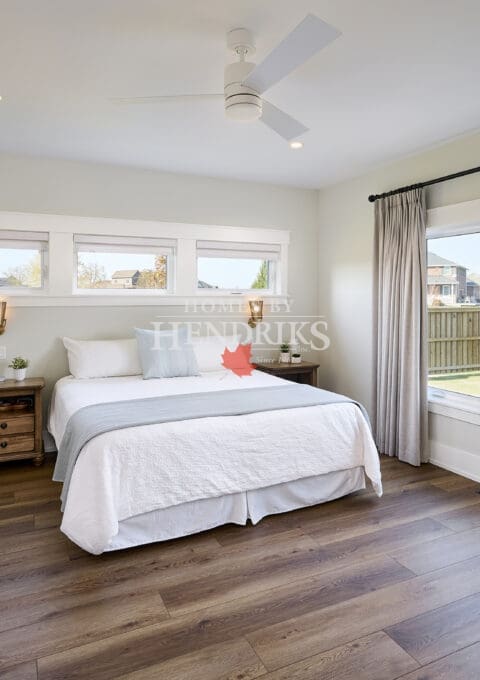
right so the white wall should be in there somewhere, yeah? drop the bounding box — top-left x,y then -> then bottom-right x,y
0,153 -> 318,401
317,130 -> 480,476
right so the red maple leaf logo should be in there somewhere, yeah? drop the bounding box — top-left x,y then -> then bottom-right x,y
222,343 -> 254,377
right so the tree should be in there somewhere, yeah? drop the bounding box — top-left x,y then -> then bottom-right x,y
77,260 -> 107,289
136,255 -> 167,289
5,253 -> 42,288
251,260 -> 269,289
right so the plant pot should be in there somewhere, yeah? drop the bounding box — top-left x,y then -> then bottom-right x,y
13,368 -> 27,381
291,355 -> 302,364
279,352 -> 290,363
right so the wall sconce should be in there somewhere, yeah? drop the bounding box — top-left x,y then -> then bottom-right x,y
248,299 -> 263,328
0,300 -> 6,335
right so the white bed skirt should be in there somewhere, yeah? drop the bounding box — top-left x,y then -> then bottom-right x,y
107,467 -> 365,551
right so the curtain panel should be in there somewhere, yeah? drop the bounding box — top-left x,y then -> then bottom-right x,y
373,188 -> 428,466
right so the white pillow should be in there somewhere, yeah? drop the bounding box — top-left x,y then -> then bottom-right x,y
191,335 -> 240,372
63,337 -> 142,379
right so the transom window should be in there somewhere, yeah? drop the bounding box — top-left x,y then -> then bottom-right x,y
196,241 -> 281,293
74,235 -> 176,293
0,230 -> 48,291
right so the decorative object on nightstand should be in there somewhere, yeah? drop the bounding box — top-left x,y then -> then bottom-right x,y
0,378 -> 45,466
291,352 -> 302,364
8,356 -> 29,382
255,360 -> 319,386
279,343 -> 290,363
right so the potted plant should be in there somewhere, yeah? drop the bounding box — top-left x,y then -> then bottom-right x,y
291,352 -> 302,364
9,356 -> 29,381
279,343 -> 290,363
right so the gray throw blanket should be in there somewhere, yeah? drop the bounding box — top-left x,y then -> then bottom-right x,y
53,383 -> 368,509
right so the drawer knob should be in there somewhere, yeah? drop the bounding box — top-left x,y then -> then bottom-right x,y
0,423 -> 6,429
0,441 -> 7,448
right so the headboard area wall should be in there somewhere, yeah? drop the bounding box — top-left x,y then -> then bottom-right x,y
0,153 -> 319,404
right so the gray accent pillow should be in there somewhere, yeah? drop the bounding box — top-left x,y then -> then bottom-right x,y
134,326 -> 200,379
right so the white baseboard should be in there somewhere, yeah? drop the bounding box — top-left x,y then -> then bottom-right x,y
429,440 -> 480,483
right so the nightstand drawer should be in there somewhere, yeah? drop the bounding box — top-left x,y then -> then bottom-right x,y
0,415 -> 34,435
0,435 -> 34,455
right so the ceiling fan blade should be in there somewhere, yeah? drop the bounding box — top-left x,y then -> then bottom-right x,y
260,100 -> 308,141
243,14 -> 340,95
111,94 -> 223,105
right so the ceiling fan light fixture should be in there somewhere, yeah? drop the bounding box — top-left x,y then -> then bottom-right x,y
118,14 -> 340,143
225,94 -> 262,122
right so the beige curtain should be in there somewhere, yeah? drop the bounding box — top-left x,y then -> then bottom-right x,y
373,188 -> 428,466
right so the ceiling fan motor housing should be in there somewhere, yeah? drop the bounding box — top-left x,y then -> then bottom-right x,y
224,61 -> 262,122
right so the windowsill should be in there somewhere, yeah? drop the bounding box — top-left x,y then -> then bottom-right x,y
6,293 -> 291,308
428,388 -> 480,426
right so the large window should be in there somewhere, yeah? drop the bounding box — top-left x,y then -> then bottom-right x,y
427,230 -> 480,400
74,235 -> 176,293
196,241 -> 280,293
0,230 -> 48,291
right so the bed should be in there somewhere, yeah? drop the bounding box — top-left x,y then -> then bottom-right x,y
49,370 -> 382,555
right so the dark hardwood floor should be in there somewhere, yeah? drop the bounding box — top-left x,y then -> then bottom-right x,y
1,455 -> 480,679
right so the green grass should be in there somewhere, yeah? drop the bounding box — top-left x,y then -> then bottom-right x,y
429,371 -> 480,397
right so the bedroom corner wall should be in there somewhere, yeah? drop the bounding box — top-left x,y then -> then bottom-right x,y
0,153 -> 318,402
317,129 -> 480,477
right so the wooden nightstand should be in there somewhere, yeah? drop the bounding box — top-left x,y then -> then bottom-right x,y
0,378 -> 45,466
254,361 -> 319,387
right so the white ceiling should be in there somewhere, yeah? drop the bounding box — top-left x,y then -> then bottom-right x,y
1,0 -> 480,188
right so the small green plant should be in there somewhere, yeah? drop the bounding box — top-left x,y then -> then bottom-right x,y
8,356 -> 29,370
280,343 -> 290,353
291,353 -> 301,358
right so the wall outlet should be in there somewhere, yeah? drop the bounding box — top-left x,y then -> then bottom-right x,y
0,346 -> 6,361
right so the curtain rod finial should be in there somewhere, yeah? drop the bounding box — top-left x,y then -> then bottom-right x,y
368,195 -> 376,203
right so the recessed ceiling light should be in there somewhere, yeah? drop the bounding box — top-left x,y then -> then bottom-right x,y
289,141 -> 303,150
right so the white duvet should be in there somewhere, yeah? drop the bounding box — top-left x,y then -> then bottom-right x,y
49,371 -> 382,554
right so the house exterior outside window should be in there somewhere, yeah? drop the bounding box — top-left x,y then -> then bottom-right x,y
427,253 -> 469,305
111,270 -> 140,288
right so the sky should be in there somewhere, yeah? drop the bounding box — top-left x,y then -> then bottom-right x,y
197,257 -> 264,288
428,232 -> 480,276
0,248 -> 38,277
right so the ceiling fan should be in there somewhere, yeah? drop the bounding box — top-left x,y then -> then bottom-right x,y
113,14 -> 341,144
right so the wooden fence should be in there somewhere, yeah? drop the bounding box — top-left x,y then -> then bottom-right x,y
428,306 -> 480,374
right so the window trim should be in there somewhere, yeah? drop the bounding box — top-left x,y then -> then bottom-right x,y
428,388 -> 480,426
0,212 -> 290,307
196,240 -> 281,295
426,199 -> 480,418
73,234 -> 175,295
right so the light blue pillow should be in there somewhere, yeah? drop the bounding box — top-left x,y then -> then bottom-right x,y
134,326 -> 199,379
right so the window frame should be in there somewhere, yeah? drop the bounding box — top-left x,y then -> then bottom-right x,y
427,211 -> 480,420
72,234 -> 176,295
0,230 -> 49,295
195,240 -> 282,295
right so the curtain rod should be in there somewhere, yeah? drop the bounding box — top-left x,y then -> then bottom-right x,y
367,165 -> 480,203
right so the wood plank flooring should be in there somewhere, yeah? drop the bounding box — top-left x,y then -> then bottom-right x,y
1,455 -> 480,679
